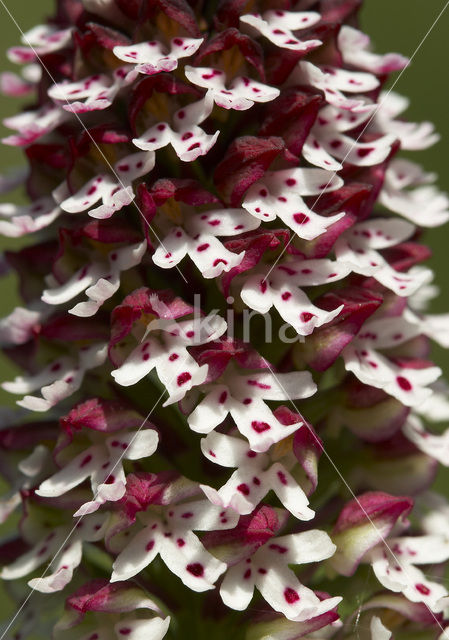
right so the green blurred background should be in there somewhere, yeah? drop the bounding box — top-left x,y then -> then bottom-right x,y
0,0 -> 448,635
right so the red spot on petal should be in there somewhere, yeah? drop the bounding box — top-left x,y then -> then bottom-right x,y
177,372 -> 192,386
237,483 -> 250,496
415,583 -> 431,595
300,312 -> 315,323
244,568 -> 252,579
146,540 -> 155,551
397,376 -> 412,391
277,470 -> 288,485
251,421 -> 271,433
269,543 -> 288,553
80,454 -> 92,468
358,147 -> 374,158
293,213 -> 310,225
187,562 -> 204,577
284,587 -> 300,604
177,538 -> 185,547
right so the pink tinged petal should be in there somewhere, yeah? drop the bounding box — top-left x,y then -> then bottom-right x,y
370,616 -> 392,640
302,134 -> 343,171
171,126 -> 220,163
75,465 -> 127,516
187,208 -> 261,236
403,415 -> 449,465
106,429 -> 159,461
275,258 -> 351,287
168,500 -> 239,531
387,534 -> 449,565
160,530 -> 227,592
200,431 -> 257,468
240,12 -> 322,52
111,338 -> 162,387
159,354 -> 209,407
319,131 -> 395,167
59,175 -> 111,213
185,66 -> 279,111
369,549 -> 448,613
153,226 -> 190,269
71,275 -> 120,317
48,74 -> 110,100
339,26 -> 408,75
114,151 -> 155,183
154,228 -> 243,277
2,356 -> 74,394
0,197 -> 60,237
380,161 -> 449,227
240,273 -> 274,315
343,344 -> 441,408
132,122 -> 174,152
36,445 -> 105,497
1,532 -> 63,580
255,562 -> 332,622
113,616 -> 171,640
70,241 -> 147,317
133,93 -> 219,161
300,61 -> 380,94
201,468 -> 267,516
17,344 -> 107,412
235,371 -> 317,401
0,70 -> 35,96
268,283 -> 343,337
28,540 -> 82,593
111,523 -> 161,582
190,235 -> 244,278
18,444 -> 50,478
229,396 -> 303,453
334,219 -> 432,296
289,63 -> 374,113
188,386 -> 231,434
113,37 -> 203,74
0,492 -> 22,525
88,186 -> 135,220
316,102 -> 376,134
42,265 -> 100,305
242,177 -> 345,240
267,462 -> 314,521
374,91 -> 440,151
0,307 -> 41,345
9,25 -> 72,61
175,314 -> 227,345
220,561 -> 256,610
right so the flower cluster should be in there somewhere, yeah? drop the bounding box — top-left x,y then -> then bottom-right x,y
1,0 -> 449,638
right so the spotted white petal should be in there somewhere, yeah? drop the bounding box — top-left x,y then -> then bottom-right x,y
114,37 -> 203,75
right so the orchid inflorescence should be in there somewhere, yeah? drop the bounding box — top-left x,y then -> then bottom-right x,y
1,0 -> 449,638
